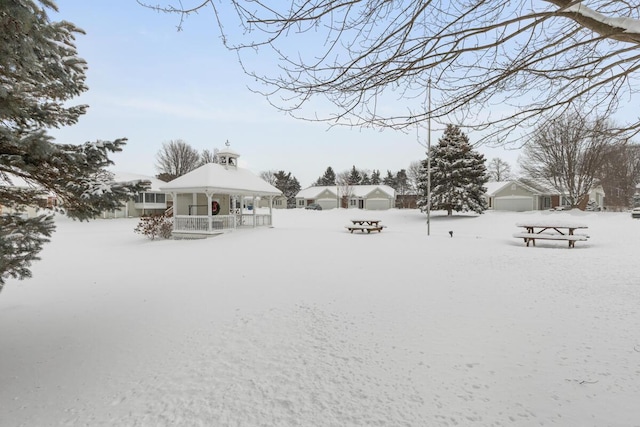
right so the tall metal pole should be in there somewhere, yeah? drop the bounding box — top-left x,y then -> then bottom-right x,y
427,78 -> 432,236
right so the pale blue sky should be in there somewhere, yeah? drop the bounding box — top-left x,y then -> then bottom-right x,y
49,1 -> 523,187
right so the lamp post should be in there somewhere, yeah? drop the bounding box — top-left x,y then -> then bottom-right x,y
427,78 -> 432,236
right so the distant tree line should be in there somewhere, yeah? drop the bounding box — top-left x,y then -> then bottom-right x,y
156,113 -> 640,212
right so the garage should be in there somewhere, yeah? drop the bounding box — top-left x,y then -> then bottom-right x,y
365,198 -> 392,210
493,196 -> 535,212
317,198 -> 338,210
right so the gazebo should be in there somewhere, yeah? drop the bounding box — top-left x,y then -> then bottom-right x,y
159,146 -> 282,238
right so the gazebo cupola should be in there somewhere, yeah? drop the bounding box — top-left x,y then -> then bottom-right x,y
217,140 -> 240,169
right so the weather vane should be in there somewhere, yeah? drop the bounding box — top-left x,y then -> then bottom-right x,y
225,139 -> 230,147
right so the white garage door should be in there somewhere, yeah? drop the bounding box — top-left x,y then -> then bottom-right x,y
317,198 -> 338,210
366,198 -> 391,210
494,196 -> 533,212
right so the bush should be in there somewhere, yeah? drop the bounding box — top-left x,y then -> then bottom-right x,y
134,214 -> 173,240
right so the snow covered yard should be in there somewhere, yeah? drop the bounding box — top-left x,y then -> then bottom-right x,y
1,208 -> 639,426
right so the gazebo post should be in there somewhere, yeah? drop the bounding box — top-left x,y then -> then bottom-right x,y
232,195 -> 237,229
268,195 -> 273,226
252,195 -> 256,228
171,192 -> 177,232
206,192 -> 212,232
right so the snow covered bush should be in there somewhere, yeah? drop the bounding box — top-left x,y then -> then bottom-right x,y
134,215 -> 173,240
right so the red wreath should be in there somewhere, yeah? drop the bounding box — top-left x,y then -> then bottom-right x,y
211,201 -> 220,215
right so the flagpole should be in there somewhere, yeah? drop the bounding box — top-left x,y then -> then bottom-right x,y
427,78 -> 432,236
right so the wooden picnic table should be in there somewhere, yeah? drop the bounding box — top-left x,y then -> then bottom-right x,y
346,219 -> 385,233
350,219 -> 382,226
513,221 -> 588,248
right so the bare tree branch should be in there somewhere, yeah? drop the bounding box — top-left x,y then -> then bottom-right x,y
520,109 -> 624,206
139,1 -> 640,145
155,139 -> 201,179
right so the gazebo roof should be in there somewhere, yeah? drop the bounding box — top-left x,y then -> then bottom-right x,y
159,163 -> 282,197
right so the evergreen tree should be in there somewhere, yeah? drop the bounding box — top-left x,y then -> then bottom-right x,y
417,124 -> 488,216
370,169 -> 381,185
395,169 -> 411,207
382,170 -> 396,188
274,171 -> 301,208
0,1 -> 147,289
360,172 -> 371,185
315,166 -> 336,186
347,165 -> 362,185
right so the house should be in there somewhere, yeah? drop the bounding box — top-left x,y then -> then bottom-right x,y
102,173 -> 171,218
485,180 -> 547,211
159,146 -> 282,238
485,180 -> 606,211
295,185 -> 396,210
0,174 -> 57,218
295,186 -> 340,209
256,195 -> 288,209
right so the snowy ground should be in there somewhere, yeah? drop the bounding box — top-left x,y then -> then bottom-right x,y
1,208 -> 639,426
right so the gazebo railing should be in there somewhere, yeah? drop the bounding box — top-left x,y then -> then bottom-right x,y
238,214 -> 272,227
174,214 -> 271,233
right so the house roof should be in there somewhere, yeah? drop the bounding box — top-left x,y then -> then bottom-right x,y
296,186 -> 338,199
159,163 -> 282,196
485,180 -> 547,196
112,172 -> 166,192
357,185 -> 396,198
2,173 -> 56,197
296,185 -> 396,199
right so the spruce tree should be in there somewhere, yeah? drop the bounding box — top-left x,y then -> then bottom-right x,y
316,166 -> 336,186
0,0 -> 148,289
347,165 -> 362,185
274,170 -> 301,208
382,170 -> 396,188
370,169 -> 381,185
417,124 -> 488,216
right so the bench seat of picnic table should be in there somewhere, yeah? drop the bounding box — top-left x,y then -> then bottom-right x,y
512,232 -> 588,241
345,224 -> 386,233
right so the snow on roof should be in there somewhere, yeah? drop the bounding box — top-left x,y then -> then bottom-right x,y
354,185 -> 396,198
2,173 -> 55,196
3,174 -> 32,188
159,163 -> 282,196
485,180 -> 548,196
296,185 -> 396,199
295,186 -> 337,199
112,172 -> 166,192
484,181 -> 511,196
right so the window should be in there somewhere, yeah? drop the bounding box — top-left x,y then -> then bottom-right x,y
141,193 -> 166,204
298,200 -> 304,207
542,197 -> 551,208
349,199 -> 357,206
275,199 -> 283,206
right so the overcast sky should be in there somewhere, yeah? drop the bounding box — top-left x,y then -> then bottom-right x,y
50,1 -> 525,187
